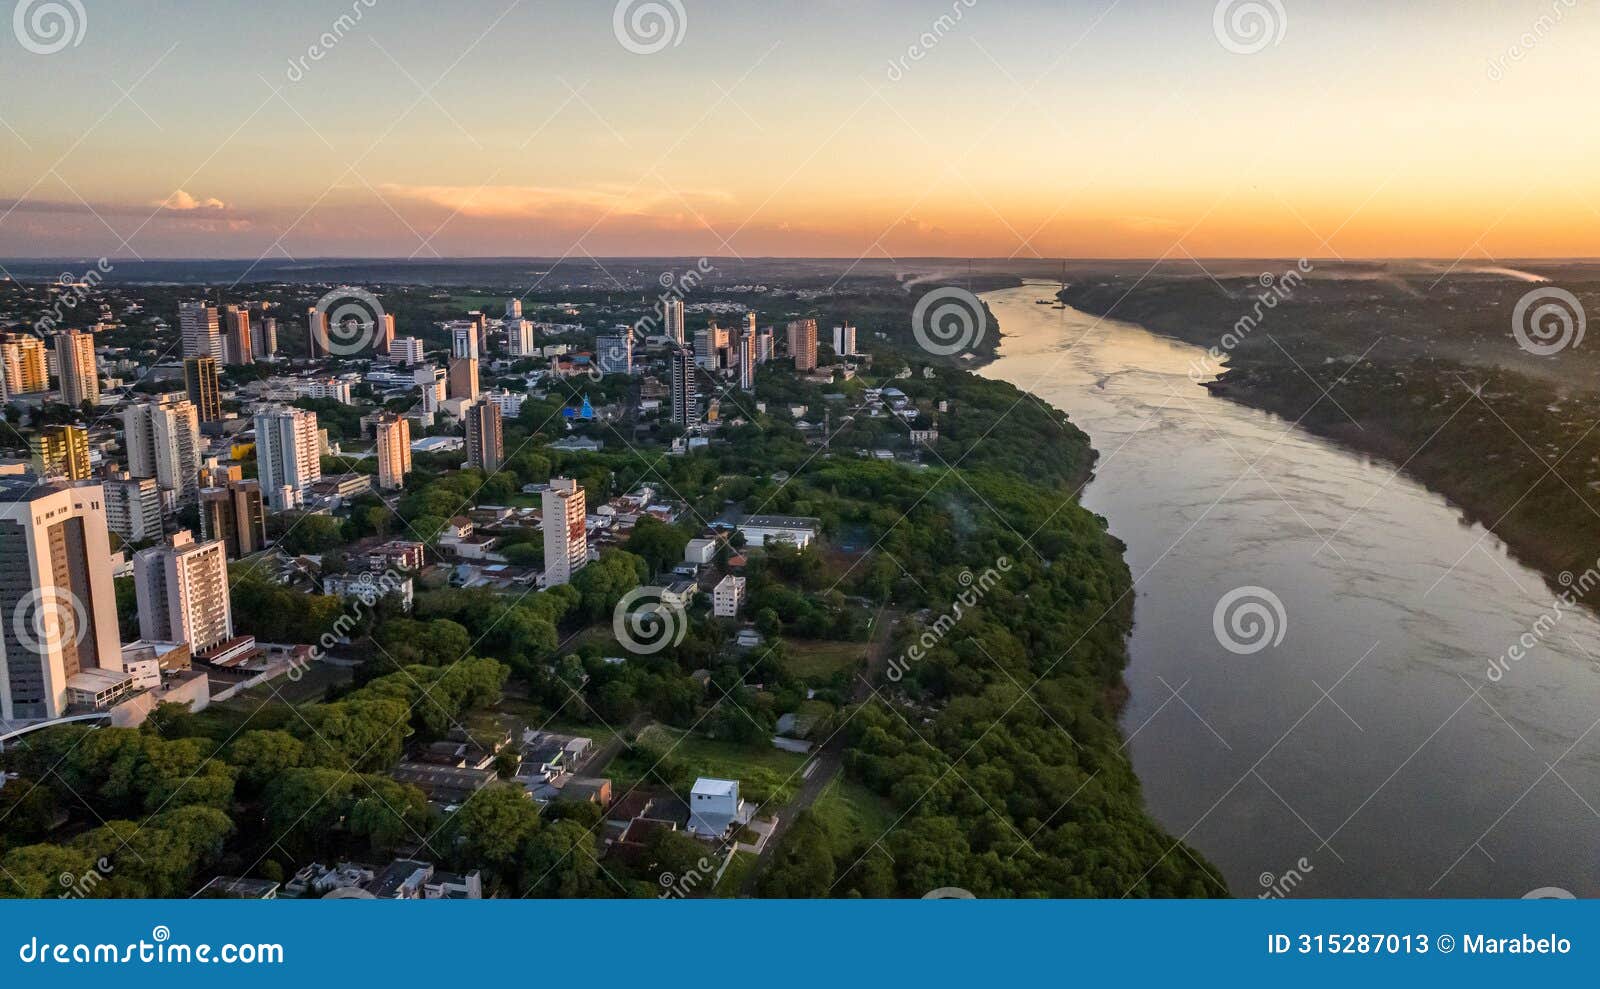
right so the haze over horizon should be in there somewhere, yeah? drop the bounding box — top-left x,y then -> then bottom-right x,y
2,0 -> 1594,261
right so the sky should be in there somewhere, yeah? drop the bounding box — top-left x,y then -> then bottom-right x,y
0,0 -> 1595,260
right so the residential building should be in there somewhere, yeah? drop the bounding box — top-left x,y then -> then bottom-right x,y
463,400 -> 502,473
0,333 -> 49,397
0,480 -> 124,721
542,477 -> 588,586
179,301 -> 221,360
694,325 -> 727,370
104,470 -> 164,544
596,331 -> 633,376
415,364 -> 446,413
832,323 -> 857,356
254,406 -> 321,510
505,318 -> 535,356
222,305 -> 253,365
306,306 -> 328,359
389,336 -> 425,365
448,325 -> 479,400
687,777 -> 751,839
198,479 -> 266,558
123,396 -> 202,505
505,297 -> 522,320
54,329 -> 99,407
251,314 -> 277,358
184,356 -> 223,423
30,425 -> 90,480
737,327 -> 756,391
664,297 -> 686,344
669,348 -> 699,429
787,318 -> 818,371
374,412 -> 411,491
712,574 -> 746,617
133,530 -> 233,653
376,312 -> 395,355
756,328 -> 774,364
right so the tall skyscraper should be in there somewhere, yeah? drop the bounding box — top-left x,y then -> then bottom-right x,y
1,333 -> 48,399
105,469 -> 164,545
376,312 -> 395,355
832,323 -> 857,357
738,327 -> 756,392
198,479 -> 266,559
788,319 -> 818,372
0,479 -> 123,721
53,329 -> 99,407
179,301 -> 221,360
133,530 -> 233,653
250,309 -> 277,358
745,310 -> 758,338
415,364 -> 446,413
693,327 -> 717,370
375,412 -> 411,491
184,356 -> 223,423
505,297 -> 522,320
664,297 -> 686,344
542,477 -> 588,587
254,406 -> 322,511
670,347 -> 700,429
222,305 -> 253,365
306,306 -> 328,359
448,325 -> 479,400
464,400 -> 503,473
123,396 -> 202,506
31,425 -> 91,480
756,329 -> 774,364
596,331 -> 633,376
505,319 -> 535,356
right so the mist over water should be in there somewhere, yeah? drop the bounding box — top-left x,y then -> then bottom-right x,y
980,281 -> 1600,898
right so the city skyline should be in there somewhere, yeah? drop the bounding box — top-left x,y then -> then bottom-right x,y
1,0 -> 1595,261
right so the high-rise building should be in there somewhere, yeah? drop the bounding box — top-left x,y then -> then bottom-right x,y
0,479 -> 123,721
664,297 -> 686,344
745,311 -> 758,338
198,479 -> 266,559
415,364 -> 446,413
464,400 -> 503,474
596,331 -> 633,376
0,333 -> 49,398
31,425 -> 91,480
375,412 -> 411,491
184,356 -> 223,423
104,469 -> 164,545
693,328 -> 717,370
670,348 -> 700,430
389,337 -> 425,365
179,301 -> 221,360
788,319 -> 818,372
54,329 -> 99,407
505,319 -> 535,356
376,312 -> 395,355
133,530 -> 233,653
448,325 -> 479,400
737,327 -> 756,392
221,305 -> 253,365
541,477 -> 588,587
123,396 -> 202,506
832,323 -> 857,357
306,306 -> 328,359
254,406 -> 321,511
756,329 -> 774,364
505,298 -> 522,320
250,309 -> 277,358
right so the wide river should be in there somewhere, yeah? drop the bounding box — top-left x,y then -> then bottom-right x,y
980,281 -> 1600,897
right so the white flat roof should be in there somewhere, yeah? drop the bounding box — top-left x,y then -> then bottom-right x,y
691,777 -> 739,797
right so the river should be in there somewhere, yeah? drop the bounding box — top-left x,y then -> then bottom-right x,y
979,280 -> 1600,898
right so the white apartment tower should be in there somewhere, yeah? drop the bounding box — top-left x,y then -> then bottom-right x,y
133,530 -> 234,653
542,477 -> 588,586
375,412 -> 411,491
53,329 -> 99,407
179,301 -> 221,360
738,327 -> 756,392
123,396 -> 202,506
664,297 -> 686,344
254,406 -> 322,510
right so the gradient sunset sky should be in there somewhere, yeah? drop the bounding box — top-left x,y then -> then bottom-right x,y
0,0 -> 1594,259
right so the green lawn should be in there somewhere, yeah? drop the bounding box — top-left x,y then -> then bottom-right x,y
714,851 -> 757,897
811,776 -> 900,857
613,725 -> 807,804
780,639 -> 866,681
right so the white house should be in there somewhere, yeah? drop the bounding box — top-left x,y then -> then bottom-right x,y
684,537 -> 718,564
688,777 -> 751,839
738,514 -> 819,549
712,574 -> 745,618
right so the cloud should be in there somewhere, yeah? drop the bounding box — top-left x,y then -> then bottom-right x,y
157,189 -> 228,211
375,182 -> 732,223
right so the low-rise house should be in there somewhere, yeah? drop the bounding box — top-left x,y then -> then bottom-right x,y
687,777 -> 752,840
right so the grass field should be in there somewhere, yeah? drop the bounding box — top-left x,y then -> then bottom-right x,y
811,776 -> 900,857
613,725 -> 808,804
781,639 -> 866,681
